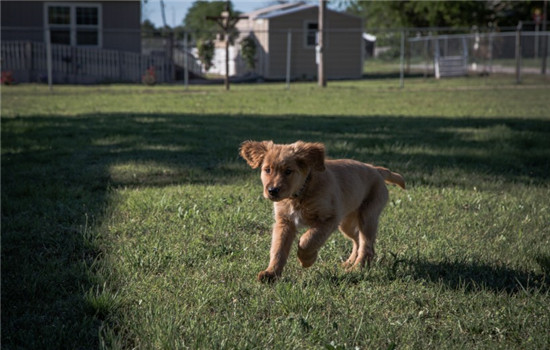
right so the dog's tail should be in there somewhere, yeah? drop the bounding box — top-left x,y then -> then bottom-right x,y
375,166 -> 406,189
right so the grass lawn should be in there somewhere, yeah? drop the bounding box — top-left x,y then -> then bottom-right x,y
2,76 -> 550,349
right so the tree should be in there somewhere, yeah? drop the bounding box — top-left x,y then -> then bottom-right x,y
183,1 -> 242,73
240,35 -> 257,70
197,39 -> 215,71
183,0 -> 235,42
141,19 -> 157,35
345,0 -> 541,30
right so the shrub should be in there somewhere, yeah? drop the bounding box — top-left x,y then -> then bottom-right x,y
240,35 -> 257,70
142,66 -> 156,85
2,71 -> 15,85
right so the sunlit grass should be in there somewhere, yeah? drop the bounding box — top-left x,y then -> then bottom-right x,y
2,76 -> 549,349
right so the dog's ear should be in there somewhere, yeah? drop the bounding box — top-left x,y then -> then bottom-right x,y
240,140 -> 272,169
293,141 -> 326,172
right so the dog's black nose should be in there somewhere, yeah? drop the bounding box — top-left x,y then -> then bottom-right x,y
268,187 -> 280,196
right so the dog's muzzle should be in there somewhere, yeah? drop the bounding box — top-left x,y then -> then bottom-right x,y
267,186 -> 280,198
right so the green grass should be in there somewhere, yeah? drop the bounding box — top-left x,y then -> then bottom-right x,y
364,57 -> 549,77
2,76 -> 550,349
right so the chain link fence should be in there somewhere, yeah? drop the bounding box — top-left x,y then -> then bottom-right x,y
366,27 -> 549,80
2,25 -> 548,86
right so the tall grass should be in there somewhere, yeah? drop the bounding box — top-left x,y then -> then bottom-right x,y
2,76 -> 549,349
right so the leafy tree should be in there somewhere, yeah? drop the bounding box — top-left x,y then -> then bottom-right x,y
240,35 -> 257,70
197,39 -> 215,71
486,1 -> 543,27
183,0 -> 236,42
345,0 -> 541,30
141,19 -> 160,38
141,19 -> 157,33
184,1 -> 243,70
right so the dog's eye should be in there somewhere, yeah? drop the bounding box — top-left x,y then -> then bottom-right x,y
284,169 -> 292,176
264,167 -> 271,174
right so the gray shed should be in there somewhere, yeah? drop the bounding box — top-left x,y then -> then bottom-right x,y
235,3 -> 364,80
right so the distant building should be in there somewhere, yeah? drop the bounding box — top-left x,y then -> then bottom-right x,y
0,1 -> 172,84
1,0 -> 141,53
208,2 -> 364,80
363,33 -> 376,58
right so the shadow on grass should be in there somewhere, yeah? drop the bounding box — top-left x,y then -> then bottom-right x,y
306,255 -> 549,295
5,113 -> 550,186
2,112 -> 549,347
394,258 -> 550,295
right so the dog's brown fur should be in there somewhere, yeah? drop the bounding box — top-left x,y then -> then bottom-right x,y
240,140 -> 405,282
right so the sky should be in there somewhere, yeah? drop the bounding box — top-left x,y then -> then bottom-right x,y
143,1 -> 279,28
142,0 -> 337,28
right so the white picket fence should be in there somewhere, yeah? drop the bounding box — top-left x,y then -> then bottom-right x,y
1,41 -> 201,84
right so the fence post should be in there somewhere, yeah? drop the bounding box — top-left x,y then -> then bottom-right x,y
317,0 -> 326,87
541,0 -> 548,74
25,41 -> 32,82
434,35 -> 440,79
544,33 -> 549,74
405,29 -> 411,74
286,29 -> 292,89
424,31 -> 431,78
184,32 -> 189,89
169,31 -> 175,82
535,20 -> 540,59
488,26 -> 494,74
46,28 -> 53,91
515,21 -> 522,84
118,51 -> 123,81
399,29 -> 405,88
461,36 -> 468,71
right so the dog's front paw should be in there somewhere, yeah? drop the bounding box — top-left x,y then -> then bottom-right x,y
257,270 -> 279,283
341,259 -> 354,270
297,248 -> 318,268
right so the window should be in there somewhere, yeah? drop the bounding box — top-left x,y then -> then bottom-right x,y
48,6 -> 71,44
305,22 -> 318,48
45,3 -> 102,47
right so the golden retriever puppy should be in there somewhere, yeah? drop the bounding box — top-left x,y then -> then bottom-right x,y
240,140 -> 405,282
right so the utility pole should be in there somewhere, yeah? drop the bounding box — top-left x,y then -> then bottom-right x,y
317,0 -> 326,87
206,1 -> 247,90
160,0 -> 167,28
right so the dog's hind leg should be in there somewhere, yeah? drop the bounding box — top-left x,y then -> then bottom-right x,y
338,214 -> 359,269
354,184 -> 388,269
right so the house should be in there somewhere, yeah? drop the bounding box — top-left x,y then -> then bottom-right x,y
1,0 -> 141,52
204,37 -> 240,76
226,2 -> 364,80
0,0 -> 158,84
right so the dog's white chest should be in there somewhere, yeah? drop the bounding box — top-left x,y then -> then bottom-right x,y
289,206 -> 306,228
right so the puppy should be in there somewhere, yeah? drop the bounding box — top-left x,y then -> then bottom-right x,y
240,140 -> 405,282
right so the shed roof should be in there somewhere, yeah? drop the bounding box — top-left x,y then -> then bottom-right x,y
363,33 -> 376,42
256,3 -> 315,19
243,1 -> 306,19
255,3 -> 361,21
